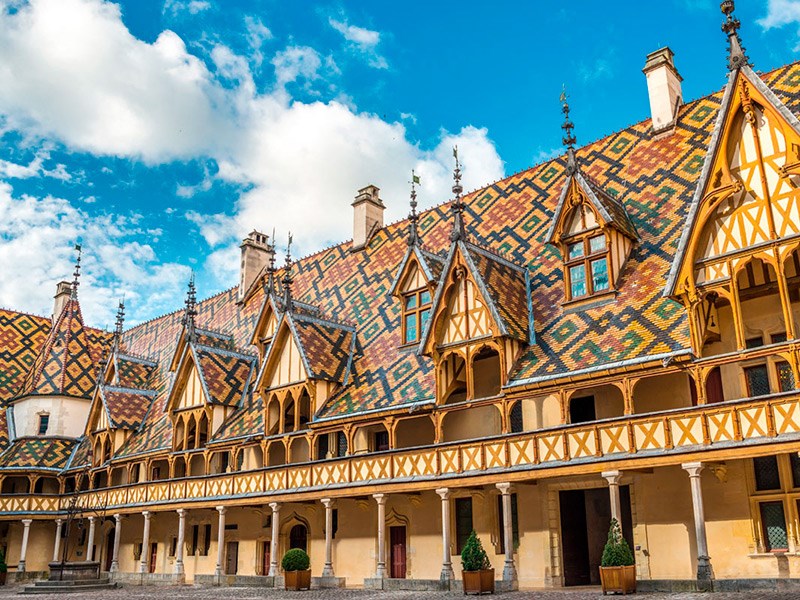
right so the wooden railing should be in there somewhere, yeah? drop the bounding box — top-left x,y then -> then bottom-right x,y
4,392 -> 800,513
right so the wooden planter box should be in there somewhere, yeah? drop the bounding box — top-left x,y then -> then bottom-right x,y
462,568 -> 495,595
599,565 -> 636,595
284,569 -> 311,591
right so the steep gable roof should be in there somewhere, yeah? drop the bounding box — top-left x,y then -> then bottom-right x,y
102,386 -> 156,430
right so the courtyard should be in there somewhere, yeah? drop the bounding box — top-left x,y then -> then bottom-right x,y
0,587 -> 798,600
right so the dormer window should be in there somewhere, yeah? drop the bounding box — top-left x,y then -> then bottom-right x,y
37,413 -> 49,435
565,232 -> 610,300
403,288 -> 432,344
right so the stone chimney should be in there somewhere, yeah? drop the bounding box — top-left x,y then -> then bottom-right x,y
52,281 -> 72,321
238,230 -> 273,302
352,184 -> 385,251
643,47 -> 683,135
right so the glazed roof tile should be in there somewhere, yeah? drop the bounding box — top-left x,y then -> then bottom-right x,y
0,437 -> 77,470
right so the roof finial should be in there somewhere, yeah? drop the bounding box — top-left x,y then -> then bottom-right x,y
450,146 -> 467,242
560,86 -> 577,175
113,298 -> 125,349
407,170 -> 421,246
282,233 -> 294,310
71,243 -> 82,299
183,273 -> 198,340
721,0 -> 749,70
266,227 -> 277,295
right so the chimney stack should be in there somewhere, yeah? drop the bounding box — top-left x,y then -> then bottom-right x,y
352,184 -> 385,251
643,47 -> 683,135
52,281 -> 72,321
238,230 -> 273,302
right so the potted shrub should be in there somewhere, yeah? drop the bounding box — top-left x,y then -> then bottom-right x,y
599,519 -> 636,595
461,530 -> 494,595
282,548 -> 311,591
0,549 -> 6,585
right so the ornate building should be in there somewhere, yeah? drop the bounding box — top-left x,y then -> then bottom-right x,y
2,2 -> 800,591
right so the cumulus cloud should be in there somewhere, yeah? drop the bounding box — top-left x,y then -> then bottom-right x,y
759,0 -> 800,49
0,0 -> 505,305
163,0 -> 211,17
329,16 -> 388,69
0,181 -> 189,325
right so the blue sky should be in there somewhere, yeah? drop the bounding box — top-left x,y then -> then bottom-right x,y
0,0 -> 799,328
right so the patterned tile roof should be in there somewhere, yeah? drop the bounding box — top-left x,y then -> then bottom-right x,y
290,313 -> 355,383
102,386 -> 155,430
0,437 -> 77,470
194,345 -> 255,406
114,353 -> 157,390
17,298 -> 111,400
209,392 -> 263,444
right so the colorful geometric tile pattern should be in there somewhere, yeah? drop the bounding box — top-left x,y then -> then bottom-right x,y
291,314 -> 355,383
103,387 -> 155,430
0,437 -> 77,470
211,392 -> 263,444
194,346 -> 254,406
18,299 -> 111,400
114,353 -> 157,390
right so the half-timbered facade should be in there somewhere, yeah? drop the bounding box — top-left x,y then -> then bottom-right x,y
3,4 -> 800,591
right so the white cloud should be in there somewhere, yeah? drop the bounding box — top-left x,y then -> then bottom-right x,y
0,181 -> 189,325
0,0 -> 505,298
759,0 -> 800,49
329,17 -> 388,69
244,16 -> 272,67
0,146 -> 71,180
163,0 -> 211,17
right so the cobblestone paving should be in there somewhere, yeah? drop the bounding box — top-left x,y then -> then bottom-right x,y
0,587 -> 797,600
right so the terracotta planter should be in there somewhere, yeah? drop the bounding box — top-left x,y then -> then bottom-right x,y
462,568 -> 494,595
599,565 -> 636,595
284,569 -> 311,591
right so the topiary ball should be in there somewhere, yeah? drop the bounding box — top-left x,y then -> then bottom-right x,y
281,548 -> 310,572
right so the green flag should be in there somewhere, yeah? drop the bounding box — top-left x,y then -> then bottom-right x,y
412,173 -> 420,184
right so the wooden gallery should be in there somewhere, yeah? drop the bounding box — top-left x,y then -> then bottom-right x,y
2,3 -> 800,592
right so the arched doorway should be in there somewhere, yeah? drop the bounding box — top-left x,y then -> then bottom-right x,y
289,524 -> 307,553
104,527 -> 115,571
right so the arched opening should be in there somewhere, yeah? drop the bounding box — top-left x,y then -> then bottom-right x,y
149,459 -> 169,480
472,347 -> 502,399
93,437 -> 103,467
33,476 -> 59,494
241,445 -> 263,470
736,258 -> 786,346
288,437 -> 310,464
267,441 -> 286,466
441,353 -> 467,405
188,454 -> 205,477
102,438 -> 112,464
297,390 -> 311,430
283,392 -> 296,433
352,423 -> 390,453
210,451 -> 230,474
266,395 -> 280,435
511,394 -> 562,430
441,405 -> 502,443
394,416 -> 435,449
632,372 -> 695,414
92,471 -> 108,489
110,466 -> 128,486
174,418 -> 186,451
197,413 -> 209,448
172,457 -> 186,478
568,384 -> 625,423
289,524 -> 308,553
509,401 -> 523,434
186,415 -> 197,450
783,247 -> 800,336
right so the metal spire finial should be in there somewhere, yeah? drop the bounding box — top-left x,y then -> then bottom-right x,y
450,147 -> 467,242
71,243 -> 82,299
183,273 -> 198,340
721,0 -> 749,70
282,233 -> 294,310
266,228 -> 277,295
560,86 -> 577,175
407,170 -> 421,246
113,298 -> 125,348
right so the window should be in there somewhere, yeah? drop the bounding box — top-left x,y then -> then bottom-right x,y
509,402 -> 523,434
745,365 -> 771,397
455,497 -> 473,554
750,454 -> 800,553
191,525 -> 199,555
169,537 -> 177,557
746,336 -> 764,349
317,434 -> 329,459
37,414 -> 49,435
402,288 -> 432,344
754,455 -> 782,491
564,233 -> 610,301
202,524 -> 211,556
332,509 -> 339,539
771,332 -> 788,344
569,396 -> 596,424
336,431 -> 348,458
777,361 -> 796,393
496,493 -> 519,554
374,431 -> 389,452
760,501 -> 788,551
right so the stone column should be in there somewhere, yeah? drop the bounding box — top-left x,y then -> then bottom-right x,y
496,483 -> 517,582
602,470 -> 623,524
111,514 -> 122,573
86,516 -> 97,562
18,519 -> 32,572
321,498 -> 335,577
175,509 -> 187,577
139,511 -> 151,574
683,462 -> 713,580
268,502 -> 280,577
436,488 -> 454,581
52,519 -> 63,562
373,494 -> 387,579
215,506 -> 226,579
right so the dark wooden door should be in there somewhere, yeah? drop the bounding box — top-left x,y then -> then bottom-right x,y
104,529 -> 115,571
148,542 -> 157,573
289,524 -> 308,552
559,490 -> 590,586
261,542 -> 271,576
390,526 -> 406,579
225,541 -> 239,575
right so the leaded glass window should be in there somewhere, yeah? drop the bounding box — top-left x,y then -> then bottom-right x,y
754,455 -> 781,491
745,365 -> 771,397
760,501 -> 788,551
563,231 -> 611,301
777,361 -> 795,393
402,287 -> 432,345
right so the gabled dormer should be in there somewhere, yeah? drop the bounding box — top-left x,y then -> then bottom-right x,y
545,100 -> 638,305
250,293 -> 281,359
417,152 -> 532,405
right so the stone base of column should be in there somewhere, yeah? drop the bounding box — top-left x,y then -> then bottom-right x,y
321,564 -> 334,578
109,561 -> 119,573
375,565 -> 387,579
697,556 -> 714,581
440,565 -> 454,581
503,561 -> 517,583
